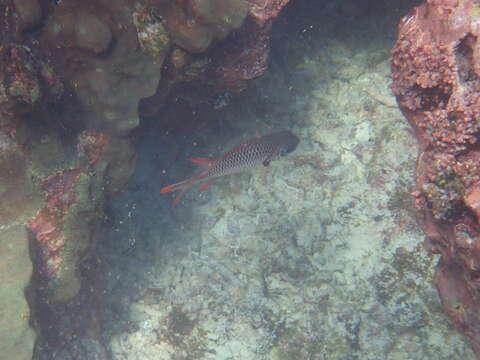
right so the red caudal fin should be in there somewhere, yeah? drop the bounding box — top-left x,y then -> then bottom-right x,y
160,179 -> 193,208
160,174 -> 208,208
171,186 -> 189,208
159,179 -> 189,194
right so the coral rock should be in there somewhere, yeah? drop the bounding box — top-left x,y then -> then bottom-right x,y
211,16 -> 271,92
74,12 -> 112,55
0,126 -> 39,223
0,44 -> 64,116
162,2 -> 212,53
160,0 -> 248,53
210,0 -> 290,92
137,0 -> 289,118
41,1 -> 165,135
155,0 -> 290,103
465,183 -> 480,222
0,225 -> 36,360
13,0 -> 42,32
133,4 -> 171,59
77,131 -> 108,166
249,0 -> 290,27
28,132 -> 109,303
391,0 -> 480,355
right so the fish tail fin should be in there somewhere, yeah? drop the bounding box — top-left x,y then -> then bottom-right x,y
160,173 -> 208,207
171,186 -> 190,208
159,178 -> 194,208
160,157 -> 216,207
159,179 -> 190,194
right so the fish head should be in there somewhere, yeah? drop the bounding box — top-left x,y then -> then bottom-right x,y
274,130 -> 300,156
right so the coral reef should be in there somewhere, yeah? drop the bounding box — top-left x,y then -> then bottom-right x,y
139,0 -> 290,118
101,1 -> 474,358
28,131 -> 108,303
0,42 -> 61,360
40,0 -> 166,135
1,0 -> 290,357
38,0 -> 283,134
391,0 -> 480,355
209,0 -> 291,92
0,44 -> 63,114
157,0 -> 248,53
213,0 -> 289,93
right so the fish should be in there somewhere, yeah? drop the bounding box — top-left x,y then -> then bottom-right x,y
160,130 -> 300,207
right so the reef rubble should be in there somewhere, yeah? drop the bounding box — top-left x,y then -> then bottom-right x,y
391,0 -> 480,356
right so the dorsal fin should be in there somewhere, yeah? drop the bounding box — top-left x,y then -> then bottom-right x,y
189,157 -> 215,164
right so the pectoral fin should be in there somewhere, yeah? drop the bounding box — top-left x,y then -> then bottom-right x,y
199,178 -> 217,192
263,147 -> 282,167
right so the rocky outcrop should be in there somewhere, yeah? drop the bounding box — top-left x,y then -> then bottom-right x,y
0,0 -> 290,358
28,132 -> 109,304
391,0 -> 480,356
0,42 -> 61,360
39,1 -> 166,135
0,225 -> 36,360
139,0 -> 291,117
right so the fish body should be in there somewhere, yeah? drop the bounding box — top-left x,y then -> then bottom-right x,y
160,130 -> 299,206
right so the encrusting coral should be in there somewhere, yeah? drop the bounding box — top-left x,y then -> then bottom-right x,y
391,0 -> 480,355
154,0 -> 248,53
138,0 -> 291,118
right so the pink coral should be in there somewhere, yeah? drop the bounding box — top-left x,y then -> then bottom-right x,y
27,131 -> 108,302
391,0 -> 480,355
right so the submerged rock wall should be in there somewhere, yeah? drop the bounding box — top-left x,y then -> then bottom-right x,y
0,0 -> 289,358
391,0 -> 480,356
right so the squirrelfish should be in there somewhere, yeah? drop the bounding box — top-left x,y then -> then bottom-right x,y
160,130 -> 300,207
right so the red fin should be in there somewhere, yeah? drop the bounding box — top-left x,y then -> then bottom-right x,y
199,178 -> 217,192
160,181 -> 187,194
189,157 -> 214,164
172,187 -> 189,208
160,173 -> 208,207
160,180 -> 193,208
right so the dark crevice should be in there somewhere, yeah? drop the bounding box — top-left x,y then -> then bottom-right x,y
414,84 -> 452,111
455,34 -> 479,84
